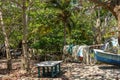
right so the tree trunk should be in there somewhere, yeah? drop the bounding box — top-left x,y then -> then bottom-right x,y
62,22 -> 67,61
64,22 -> 67,45
21,0 -> 30,72
95,18 -> 102,44
113,5 -> 120,45
117,13 -> 120,45
0,10 -> 12,71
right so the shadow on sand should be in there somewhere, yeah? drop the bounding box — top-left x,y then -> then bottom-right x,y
0,69 -> 9,75
99,65 -> 120,70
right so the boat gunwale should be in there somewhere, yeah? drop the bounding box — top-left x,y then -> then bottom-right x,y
93,49 -> 120,57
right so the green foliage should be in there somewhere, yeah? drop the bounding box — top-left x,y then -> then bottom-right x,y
0,0 -> 117,54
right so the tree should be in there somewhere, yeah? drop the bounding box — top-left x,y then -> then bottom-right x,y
0,10 -> 12,70
88,0 -> 120,44
21,0 -> 30,71
93,8 -> 109,44
47,0 -> 74,45
10,0 -> 33,72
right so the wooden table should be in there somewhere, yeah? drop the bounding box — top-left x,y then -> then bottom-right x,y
36,61 -> 62,77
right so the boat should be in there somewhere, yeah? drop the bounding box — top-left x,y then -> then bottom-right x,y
93,49 -> 120,66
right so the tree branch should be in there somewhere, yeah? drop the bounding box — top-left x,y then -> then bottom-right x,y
88,0 -> 110,8
10,0 -> 22,8
88,0 -> 117,19
27,1 -> 34,9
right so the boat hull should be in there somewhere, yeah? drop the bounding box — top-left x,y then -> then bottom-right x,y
93,49 -> 120,66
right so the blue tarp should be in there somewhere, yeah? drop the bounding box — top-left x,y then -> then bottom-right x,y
77,47 -> 83,57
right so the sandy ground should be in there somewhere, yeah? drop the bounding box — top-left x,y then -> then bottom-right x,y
0,59 -> 120,80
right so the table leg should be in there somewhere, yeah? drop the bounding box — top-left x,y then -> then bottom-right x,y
47,67 -> 49,76
51,66 -> 54,77
58,63 -> 61,72
47,67 -> 49,73
42,67 -> 45,76
55,65 -> 57,73
38,67 -> 40,78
